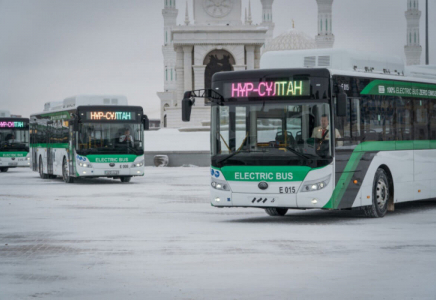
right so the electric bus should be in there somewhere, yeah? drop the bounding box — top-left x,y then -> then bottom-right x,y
182,49 -> 436,218
0,110 -> 30,172
30,95 -> 149,183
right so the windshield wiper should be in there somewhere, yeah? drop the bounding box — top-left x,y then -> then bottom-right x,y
217,150 -> 248,165
115,144 -> 141,154
286,146 -> 312,160
217,149 -> 267,165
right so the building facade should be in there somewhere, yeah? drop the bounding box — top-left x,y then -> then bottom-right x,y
158,0 -> 274,128
315,0 -> 335,49
404,0 -> 422,66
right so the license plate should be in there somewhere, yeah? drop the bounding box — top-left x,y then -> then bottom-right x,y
279,186 -> 297,194
105,171 -> 119,175
8,163 -> 18,166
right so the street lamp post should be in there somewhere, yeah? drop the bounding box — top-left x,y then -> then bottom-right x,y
426,0 -> 429,64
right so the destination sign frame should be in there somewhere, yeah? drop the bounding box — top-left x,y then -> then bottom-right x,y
85,111 -> 137,121
227,80 -> 311,99
0,121 -> 28,129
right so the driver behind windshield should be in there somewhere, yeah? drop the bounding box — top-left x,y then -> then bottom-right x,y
311,114 -> 343,146
5,133 -> 15,142
119,129 -> 134,147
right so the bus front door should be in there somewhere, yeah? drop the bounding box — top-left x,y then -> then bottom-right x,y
68,122 -> 76,177
47,121 -> 54,175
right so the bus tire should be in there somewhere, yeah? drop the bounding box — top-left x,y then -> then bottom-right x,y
0,167 -> 8,172
364,168 -> 389,218
62,158 -> 74,183
39,156 -> 49,179
265,208 -> 288,216
120,176 -> 132,183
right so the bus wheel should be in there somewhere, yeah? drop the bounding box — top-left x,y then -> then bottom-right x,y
39,156 -> 49,179
265,208 -> 288,216
0,167 -> 8,172
120,176 -> 132,183
364,168 -> 389,218
62,158 -> 74,183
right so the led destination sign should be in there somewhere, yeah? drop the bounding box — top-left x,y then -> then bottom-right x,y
0,121 -> 26,128
229,80 -> 310,98
86,111 -> 137,121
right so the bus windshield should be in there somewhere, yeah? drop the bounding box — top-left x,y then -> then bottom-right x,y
77,123 -> 143,155
211,102 -> 333,167
0,128 -> 29,152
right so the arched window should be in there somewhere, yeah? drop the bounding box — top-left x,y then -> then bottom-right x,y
165,68 -> 168,81
165,31 -> 167,44
320,19 -> 322,32
414,32 -> 417,44
203,49 -> 235,100
171,69 -> 173,81
409,32 -> 412,44
326,19 -> 328,32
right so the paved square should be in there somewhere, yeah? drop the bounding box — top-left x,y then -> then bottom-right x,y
1,168 -> 436,299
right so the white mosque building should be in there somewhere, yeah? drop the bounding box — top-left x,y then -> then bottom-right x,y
157,0 -> 425,129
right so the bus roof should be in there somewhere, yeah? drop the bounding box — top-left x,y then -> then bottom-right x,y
34,95 -> 129,116
0,110 -> 11,118
260,49 -> 436,84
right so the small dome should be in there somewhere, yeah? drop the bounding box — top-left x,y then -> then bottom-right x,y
264,28 -> 316,52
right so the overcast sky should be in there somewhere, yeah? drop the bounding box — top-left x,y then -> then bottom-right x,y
0,0 -> 435,119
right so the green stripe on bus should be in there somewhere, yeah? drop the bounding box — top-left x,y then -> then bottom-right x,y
85,154 -> 140,163
361,80 -> 436,99
325,151 -> 364,209
0,152 -> 28,157
324,140 -> 436,209
30,143 -> 69,149
213,165 -> 316,182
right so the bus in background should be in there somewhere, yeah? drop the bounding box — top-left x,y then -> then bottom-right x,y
182,49 -> 436,218
0,110 -> 30,172
30,96 -> 149,183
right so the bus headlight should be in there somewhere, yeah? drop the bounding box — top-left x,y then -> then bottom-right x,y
79,162 -> 93,168
301,175 -> 331,192
211,180 -> 230,191
132,160 -> 144,167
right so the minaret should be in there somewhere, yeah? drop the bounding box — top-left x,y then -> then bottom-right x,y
405,0 -> 422,65
162,0 -> 178,94
260,0 -> 275,49
315,0 -> 335,49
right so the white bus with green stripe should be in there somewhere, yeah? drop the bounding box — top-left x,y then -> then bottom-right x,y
30,96 -> 149,183
182,49 -> 436,218
0,110 -> 30,172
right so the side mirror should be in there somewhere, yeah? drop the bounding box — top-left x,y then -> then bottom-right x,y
336,91 -> 347,117
73,118 -> 79,131
143,115 -> 150,131
182,92 -> 194,122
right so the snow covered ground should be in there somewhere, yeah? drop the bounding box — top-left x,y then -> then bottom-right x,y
144,129 -> 209,151
1,168 -> 436,299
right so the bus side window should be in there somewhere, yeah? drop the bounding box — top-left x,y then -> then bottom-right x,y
429,100 -> 436,140
396,98 -> 413,141
335,98 -> 360,147
414,99 -> 429,140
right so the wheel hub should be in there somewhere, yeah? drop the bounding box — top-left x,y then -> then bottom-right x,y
376,179 -> 388,209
